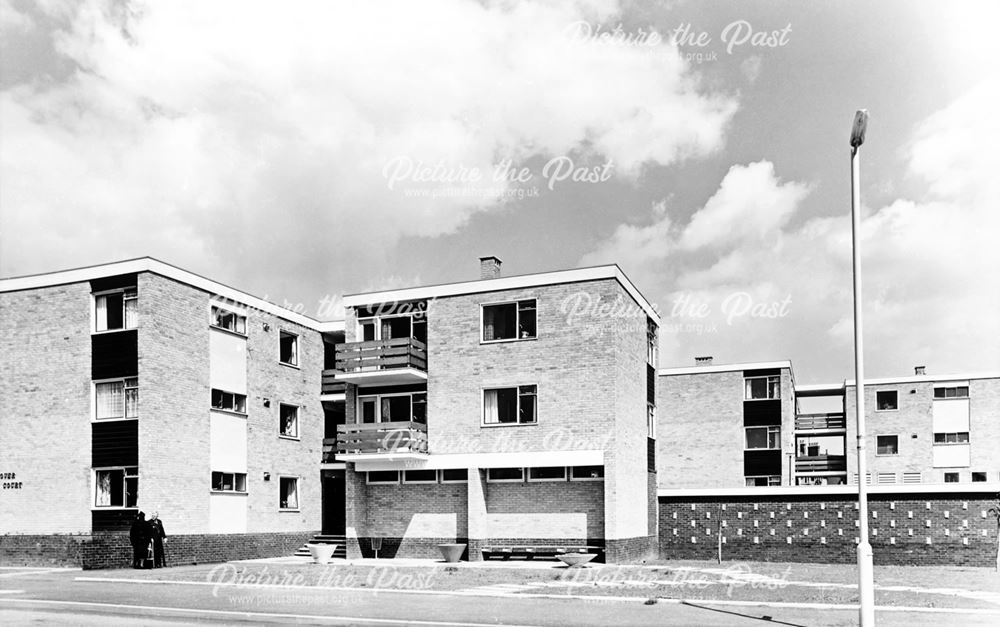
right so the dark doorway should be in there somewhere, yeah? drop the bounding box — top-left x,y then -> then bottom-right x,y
321,469 -> 346,535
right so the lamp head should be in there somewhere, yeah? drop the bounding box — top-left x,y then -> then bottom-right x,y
850,109 -> 869,148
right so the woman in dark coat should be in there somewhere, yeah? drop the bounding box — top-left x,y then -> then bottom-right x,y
129,511 -> 149,569
149,512 -> 167,568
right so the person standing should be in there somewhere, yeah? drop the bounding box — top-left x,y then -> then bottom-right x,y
149,512 -> 167,568
129,511 -> 149,569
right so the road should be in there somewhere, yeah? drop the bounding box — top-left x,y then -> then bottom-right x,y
2,566 -> 998,626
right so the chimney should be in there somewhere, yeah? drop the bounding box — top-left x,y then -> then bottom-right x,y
479,256 -> 502,280
914,366 -> 926,375
695,356 -> 713,366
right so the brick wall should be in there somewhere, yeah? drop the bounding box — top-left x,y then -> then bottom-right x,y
0,535 -> 87,567
485,480 -> 603,539
659,491 -> 1000,566
0,283 -> 93,534
80,531 -> 317,569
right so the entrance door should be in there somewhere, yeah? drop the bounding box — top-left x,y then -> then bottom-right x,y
321,470 -> 346,535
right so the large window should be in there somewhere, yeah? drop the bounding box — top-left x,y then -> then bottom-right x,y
95,467 -> 138,507
482,300 -> 536,342
211,306 -> 246,335
876,435 -> 898,456
366,470 -> 400,485
486,467 -> 524,482
279,477 -> 299,510
280,404 -> 299,438
876,390 -> 898,411
646,319 -> 657,365
440,469 -> 468,483
745,425 -> 780,450
212,389 -> 246,414
570,466 -> 605,481
95,288 -> 137,332
211,471 -> 247,493
403,470 -> 438,484
528,467 -> 567,482
744,375 -> 780,400
745,475 -> 780,487
357,392 -> 426,424
934,386 -> 969,399
95,378 -> 138,420
933,432 -> 970,444
280,331 -> 298,366
647,404 -> 656,439
483,385 -> 536,425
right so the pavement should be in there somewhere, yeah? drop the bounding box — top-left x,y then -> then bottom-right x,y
1,561 -> 998,626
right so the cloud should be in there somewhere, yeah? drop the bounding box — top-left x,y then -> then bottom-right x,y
583,80 -> 1000,378
1,0 -> 737,291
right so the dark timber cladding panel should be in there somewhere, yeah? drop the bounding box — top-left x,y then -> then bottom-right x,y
92,330 -> 138,380
92,420 -> 138,467
90,273 -> 138,293
92,509 -> 138,533
646,364 -> 655,405
744,450 -> 782,476
744,399 -> 781,426
743,368 -> 780,378
647,437 -> 656,472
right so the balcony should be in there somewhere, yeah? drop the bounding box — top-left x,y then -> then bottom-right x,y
320,372 -> 347,398
330,338 -> 428,386
795,454 -> 847,473
321,437 -> 338,463
335,421 -> 428,459
795,413 -> 846,431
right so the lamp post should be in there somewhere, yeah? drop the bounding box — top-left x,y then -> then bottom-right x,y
849,109 -> 876,626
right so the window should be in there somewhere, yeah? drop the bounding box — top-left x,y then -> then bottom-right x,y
745,475 -> 781,487
212,389 -> 246,414
94,467 -> 138,507
95,378 -> 138,420
482,300 -> 536,341
211,306 -> 246,334
279,477 -> 299,510
356,393 -> 425,424
95,288 -> 137,332
933,432 -> 970,444
570,466 -> 604,481
972,472 -> 987,482
646,319 -> 657,365
528,467 -> 567,482
876,390 -> 898,411
745,426 -> 780,450
486,467 -> 524,482
279,331 -> 298,366
279,404 -> 299,438
944,472 -> 959,483
647,404 -> 656,439
441,469 -> 468,483
403,470 -> 437,484
934,386 -> 969,399
876,435 -> 899,456
211,471 -> 247,493
366,470 -> 400,485
483,385 -> 536,425
744,376 -> 780,400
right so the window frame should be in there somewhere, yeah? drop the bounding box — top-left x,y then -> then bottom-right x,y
481,385 -> 537,427
569,466 -> 605,481
527,467 -> 568,482
943,472 -> 960,483
647,404 -> 656,439
440,469 -> 468,483
278,476 -> 300,511
480,299 -> 537,343
366,470 -> 401,485
875,390 -> 898,412
355,391 -> 425,424
93,376 -> 139,422
933,386 -> 970,400
279,403 -> 300,440
402,469 -> 438,484
972,472 -> 987,483
93,466 -> 139,509
933,432 -> 970,445
486,467 -> 525,483
743,375 -> 780,400
93,287 -> 138,333
210,305 -> 247,336
744,425 -> 781,450
211,471 -> 248,494
744,475 -> 781,487
279,330 -> 299,367
211,388 -> 247,415
875,434 -> 899,456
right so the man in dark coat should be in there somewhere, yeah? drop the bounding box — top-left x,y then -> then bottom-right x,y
149,511 -> 167,568
129,511 -> 149,569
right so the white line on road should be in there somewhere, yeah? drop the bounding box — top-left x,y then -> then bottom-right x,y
0,590 -> 24,594
70,576 -> 1000,615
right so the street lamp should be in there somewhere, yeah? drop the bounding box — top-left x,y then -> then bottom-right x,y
849,109 -> 875,627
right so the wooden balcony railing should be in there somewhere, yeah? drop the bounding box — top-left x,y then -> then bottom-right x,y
795,413 -> 846,431
321,437 -> 338,463
334,337 -> 427,373
795,454 -> 847,473
321,372 -> 347,395
335,421 -> 428,455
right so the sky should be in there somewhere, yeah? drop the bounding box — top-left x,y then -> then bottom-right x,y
2,0 -> 998,383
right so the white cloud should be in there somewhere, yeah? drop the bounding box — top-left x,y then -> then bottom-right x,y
1,0 -> 736,284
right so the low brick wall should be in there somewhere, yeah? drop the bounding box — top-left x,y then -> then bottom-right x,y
2,531 -> 317,569
606,535 -> 657,563
659,489 -> 999,566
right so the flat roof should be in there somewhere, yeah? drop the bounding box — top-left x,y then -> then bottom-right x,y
0,257 -> 344,332
658,360 -> 792,376
341,264 -> 660,322
845,372 -> 1000,386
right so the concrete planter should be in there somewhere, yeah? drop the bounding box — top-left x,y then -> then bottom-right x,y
437,543 -> 466,563
307,543 -> 337,564
558,552 -> 596,568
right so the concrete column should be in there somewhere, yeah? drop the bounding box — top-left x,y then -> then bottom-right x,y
344,465 -> 367,560
466,467 -> 487,561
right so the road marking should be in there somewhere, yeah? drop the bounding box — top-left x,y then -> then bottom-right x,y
0,598 -> 546,626
70,576 -> 1000,615
0,590 -> 24,594
0,568 -> 76,579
